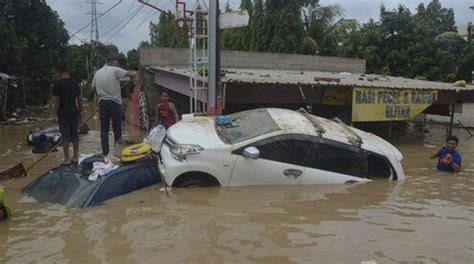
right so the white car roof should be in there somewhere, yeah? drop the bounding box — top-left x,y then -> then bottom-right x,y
266,108 -> 402,159
169,108 -> 402,160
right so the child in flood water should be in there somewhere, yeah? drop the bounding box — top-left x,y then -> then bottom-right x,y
430,135 -> 462,173
155,91 -> 179,129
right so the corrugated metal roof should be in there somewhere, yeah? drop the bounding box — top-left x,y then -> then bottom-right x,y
150,66 -> 474,91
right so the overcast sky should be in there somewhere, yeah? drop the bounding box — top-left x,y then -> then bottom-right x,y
46,0 -> 473,53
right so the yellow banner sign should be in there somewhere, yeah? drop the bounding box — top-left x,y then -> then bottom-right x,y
322,87 -> 352,105
352,87 -> 437,122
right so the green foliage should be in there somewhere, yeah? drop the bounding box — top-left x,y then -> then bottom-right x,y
139,41 -> 151,48
224,0 -> 232,12
0,0 -> 69,108
302,35 -> 318,55
456,43 -> 474,83
221,0 -> 253,51
249,0 -> 266,51
65,44 -> 90,82
140,0 -> 471,84
240,0 -> 253,16
65,42 -> 127,82
303,3 -> 346,55
149,12 -> 187,48
264,0 -> 305,54
338,0 -> 471,83
127,49 -> 139,70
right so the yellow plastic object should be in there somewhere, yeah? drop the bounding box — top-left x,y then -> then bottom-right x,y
121,143 -> 152,162
0,187 -> 12,219
0,187 -> 4,203
121,153 -> 149,163
122,143 -> 152,157
453,80 -> 467,87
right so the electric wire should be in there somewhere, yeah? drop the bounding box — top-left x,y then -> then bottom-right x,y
118,0 -> 176,49
101,4 -> 142,39
118,6 -> 156,48
70,0 -> 123,39
104,4 -> 145,43
100,0 -> 138,38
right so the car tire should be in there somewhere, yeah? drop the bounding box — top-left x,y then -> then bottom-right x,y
179,179 -> 211,188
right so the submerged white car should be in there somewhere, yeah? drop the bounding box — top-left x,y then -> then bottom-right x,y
156,108 -> 405,187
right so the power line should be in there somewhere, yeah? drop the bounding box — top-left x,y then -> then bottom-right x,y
100,0 -> 138,38
67,28 -> 87,44
70,0 -> 123,39
118,6 -> 156,48
101,4 -> 143,40
104,5 -> 145,43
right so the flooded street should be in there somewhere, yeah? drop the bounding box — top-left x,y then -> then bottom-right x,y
0,118 -> 473,263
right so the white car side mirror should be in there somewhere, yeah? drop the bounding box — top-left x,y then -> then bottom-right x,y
243,146 -> 260,159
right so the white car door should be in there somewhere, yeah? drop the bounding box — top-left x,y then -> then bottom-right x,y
301,141 -> 366,184
229,135 -> 312,186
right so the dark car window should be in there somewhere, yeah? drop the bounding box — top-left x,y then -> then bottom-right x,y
255,139 -> 311,166
216,109 -> 280,144
304,142 -> 364,177
234,134 -> 315,166
22,167 -> 99,207
89,161 -> 159,206
367,154 -> 394,179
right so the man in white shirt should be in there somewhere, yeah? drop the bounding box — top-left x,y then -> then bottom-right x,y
92,55 -> 137,156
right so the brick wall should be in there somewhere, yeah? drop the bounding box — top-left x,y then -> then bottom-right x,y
140,47 -> 366,74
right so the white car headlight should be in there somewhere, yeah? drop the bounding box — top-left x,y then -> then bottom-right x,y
170,144 -> 204,160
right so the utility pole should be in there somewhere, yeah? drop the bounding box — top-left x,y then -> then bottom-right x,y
208,0 -> 221,115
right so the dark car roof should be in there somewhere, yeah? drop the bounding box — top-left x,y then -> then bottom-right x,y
22,158 -> 159,208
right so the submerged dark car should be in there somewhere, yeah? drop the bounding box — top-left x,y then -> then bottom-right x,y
22,158 -> 160,208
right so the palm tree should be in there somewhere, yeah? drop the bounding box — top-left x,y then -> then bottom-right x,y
303,4 -> 349,55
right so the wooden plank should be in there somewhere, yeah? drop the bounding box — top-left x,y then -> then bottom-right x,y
0,163 -> 27,181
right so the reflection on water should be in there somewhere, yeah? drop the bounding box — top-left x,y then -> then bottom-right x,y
0,119 -> 473,263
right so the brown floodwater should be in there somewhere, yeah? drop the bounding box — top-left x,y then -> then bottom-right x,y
0,115 -> 473,263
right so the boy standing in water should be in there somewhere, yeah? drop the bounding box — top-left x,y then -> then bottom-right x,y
430,135 -> 462,173
155,91 -> 179,129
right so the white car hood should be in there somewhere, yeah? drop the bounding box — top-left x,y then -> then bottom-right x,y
354,128 -> 404,161
167,117 -> 226,148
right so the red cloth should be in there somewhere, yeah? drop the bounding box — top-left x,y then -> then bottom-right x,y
158,103 -> 175,128
125,84 -> 141,127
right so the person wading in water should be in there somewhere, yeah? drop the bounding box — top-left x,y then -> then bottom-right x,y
430,135 -> 462,173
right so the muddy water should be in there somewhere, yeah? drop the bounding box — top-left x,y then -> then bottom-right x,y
0,117 -> 473,263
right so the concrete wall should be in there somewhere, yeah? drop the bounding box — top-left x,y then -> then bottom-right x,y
460,103 -> 474,127
426,102 -> 474,127
140,66 -> 160,127
140,47 -> 366,74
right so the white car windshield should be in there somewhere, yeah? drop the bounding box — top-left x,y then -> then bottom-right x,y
215,109 -> 280,144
